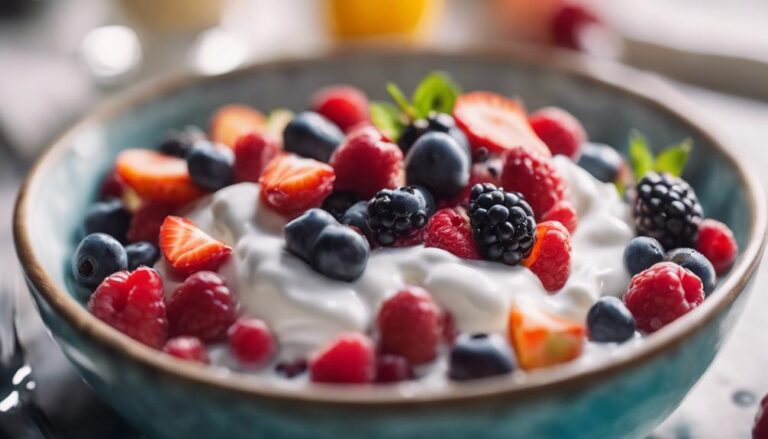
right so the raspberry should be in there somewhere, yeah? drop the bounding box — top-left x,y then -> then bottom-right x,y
541,200 -> 578,233
310,85 -> 370,132
88,267 -> 168,348
233,132 -> 280,183
375,354 -> 414,383
329,125 -> 404,199
623,262 -> 704,333
309,333 -> 375,384
377,287 -> 443,365
753,394 -> 768,439
162,336 -> 209,363
166,271 -> 238,342
696,219 -> 738,275
127,201 -> 179,245
227,317 -> 275,366
501,146 -> 568,219
523,221 -> 572,291
424,207 -> 481,260
528,107 -> 586,159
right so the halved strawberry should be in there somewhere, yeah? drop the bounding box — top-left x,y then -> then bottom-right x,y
507,300 -> 585,370
159,216 -> 232,276
116,149 -> 204,205
453,92 -> 550,156
210,104 -> 265,148
259,154 -> 335,216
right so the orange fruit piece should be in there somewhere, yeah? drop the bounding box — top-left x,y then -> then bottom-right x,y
508,301 -> 585,370
210,104 -> 265,148
115,149 -> 204,204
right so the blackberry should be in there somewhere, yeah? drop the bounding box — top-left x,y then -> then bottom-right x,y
367,186 -> 435,246
633,172 -> 702,249
322,191 -> 362,221
468,183 -> 536,266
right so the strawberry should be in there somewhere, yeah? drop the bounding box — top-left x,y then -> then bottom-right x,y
159,216 -> 232,276
209,104 -> 265,148
259,154 -> 336,216
453,92 -> 550,156
424,207 -> 481,260
541,199 -> 578,233
523,221 -> 572,292
329,125 -> 404,199
501,145 -> 568,218
529,107 -> 586,159
233,132 -> 280,183
116,149 -> 204,205
127,201 -> 180,244
310,85 -> 370,132
507,300 -> 585,370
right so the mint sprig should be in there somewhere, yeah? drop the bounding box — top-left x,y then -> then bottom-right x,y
628,129 -> 692,179
370,101 -> 405,140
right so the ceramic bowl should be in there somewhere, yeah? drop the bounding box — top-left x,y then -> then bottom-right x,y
13,47 -> 767,439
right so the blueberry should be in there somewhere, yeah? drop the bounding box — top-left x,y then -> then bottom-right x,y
341,201 -> 374,243
125,241 -> 160,271
158,126 -> 205,158
405,132 -> 470,200
448,333 -> 515,381
623,237 -> 665,275
284,208 -> 338,262
321,191 -> 362,221
577,142 -> 624,183
72,233 -> 128,289
283,111 -> 344,162
187,141 -> 235,191
587,296 -> 636,343
82,199 -> 132,243
398,113 -> 470,156
311,225 -> 369,282
665,248 -> 717,295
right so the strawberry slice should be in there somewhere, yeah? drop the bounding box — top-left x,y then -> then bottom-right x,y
453,92 -> 550,156
259,154 -> 335,216
116,149 -> 204,205
159,216 -> 232,276
210,104 -> 266,148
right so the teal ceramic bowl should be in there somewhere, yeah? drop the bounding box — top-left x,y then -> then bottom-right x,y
13,48 -> 768,439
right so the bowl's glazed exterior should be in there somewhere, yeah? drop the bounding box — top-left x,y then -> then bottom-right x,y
14,48 -> 767,439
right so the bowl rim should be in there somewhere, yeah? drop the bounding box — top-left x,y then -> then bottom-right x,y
13,45 -> 768,407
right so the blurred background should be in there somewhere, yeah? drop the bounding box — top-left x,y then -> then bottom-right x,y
1,0 -> 767,437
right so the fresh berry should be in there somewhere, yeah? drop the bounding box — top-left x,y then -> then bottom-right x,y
329,125 -> 404,199
310,85 -> 370,132
186,141 -> 235,191
540,199 -> 578,233
125,241 -> 160,271
442,311 -> 458,343
623,236 -> 665,276
309,333 -> 375,384
367,186 -> 434,246
88,267 -> 167,348
126,201 -> 179,244
445,157 -> 504,208
210,104 -> 265,148
453,91 -> 550,156
82,199 -> 132,243
696,219 -> 738,275
227,317 -> 275,366
577,142 -> 624,183
321,191 -> 362,221
275,359 -> 308,378
623,262 -> 704,333
166,271 -> 237,342
116,149 -> 204,204
282,111 -> 345,162
405,132 -> 470,200
233,132 -> 280,183
259,153 -> 336,217
507,300 -> 585,370
634,172 -> 703,249
424,207 -> 481,259
375,354 -> 414,383
98,168 -> 127,200
586,296 -> 636,343
397,112 -> 470,155
447,333 -> 515,381
162,336 -> 209,363
468,183 -> 537,266
754,394 -> 768,439
529,107 -> 586,159
284,208 -> 338,262
72,233 -> 128,290
158,126 -> 206,158
341,201 -> 375,243
311,225 -> 370,281
522,221 -> 572,291
551,3 -> 599,50
377,287 -> 443,365
159,216 -> 232,276
501,145 -> 568,218
665,248 -> 717,296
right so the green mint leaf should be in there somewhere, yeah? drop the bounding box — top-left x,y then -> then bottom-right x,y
370,101 -> 405,140
629,129 -> 654,179
386,82 -> 415,119
411,71 -> 461,119
654,139 -> 691,177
